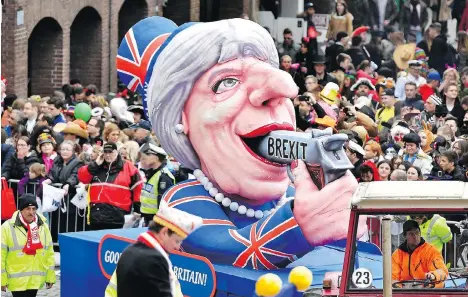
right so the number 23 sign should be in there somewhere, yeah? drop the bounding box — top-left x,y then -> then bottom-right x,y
352,268 -> 373,288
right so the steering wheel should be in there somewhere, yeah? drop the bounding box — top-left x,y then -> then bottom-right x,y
392,279 -> 437,288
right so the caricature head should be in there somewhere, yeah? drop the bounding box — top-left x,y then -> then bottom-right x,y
144,19 -> 298,202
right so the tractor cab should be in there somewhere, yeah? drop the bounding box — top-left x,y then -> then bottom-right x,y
322,181 -> 468,297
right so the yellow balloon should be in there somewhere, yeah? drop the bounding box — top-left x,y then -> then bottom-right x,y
255,273 -> 282,297
288,266 -> 313,291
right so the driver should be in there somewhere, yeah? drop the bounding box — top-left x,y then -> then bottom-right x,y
392,220 -> 448,288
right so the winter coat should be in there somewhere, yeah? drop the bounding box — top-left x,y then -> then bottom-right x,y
445,165 -> 466,181
400,1 -> 429,39
1,211 -> 56,291
325,42 -> 346,72
417,35 -> 449,76
392,238 -> 448,288
347,0 -> 372,27
326,13 -> 353,40
78,155 -> 143,226
1,151 -> 40,180
113,241 -> 173,297
346,47 -> 368,68
401,149 -> 433,175
18,175 -> 46,199
1,144 -> 15,172
457,50 -> 468,72
369,0 -> 399,29
459,2 -> 468,31
277,42 -> 300,63
48,155 -> 82,188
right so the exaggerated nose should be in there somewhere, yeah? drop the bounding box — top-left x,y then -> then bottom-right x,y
248,66 -> 299,107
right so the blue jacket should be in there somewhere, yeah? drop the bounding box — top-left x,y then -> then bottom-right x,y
161,180 -> 312,269
1,143 -> 15,172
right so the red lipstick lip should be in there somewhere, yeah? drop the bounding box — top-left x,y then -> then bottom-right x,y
240,122 -> 293,167
241,122 -> 295,138
241,141 -> 286,167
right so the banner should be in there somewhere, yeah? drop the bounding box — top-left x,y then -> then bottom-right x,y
98,234 -> 216,297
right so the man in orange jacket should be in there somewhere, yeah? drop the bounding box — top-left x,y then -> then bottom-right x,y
392,220 -> 448,288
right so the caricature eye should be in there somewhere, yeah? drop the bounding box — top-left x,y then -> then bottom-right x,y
212,78 -> 240,94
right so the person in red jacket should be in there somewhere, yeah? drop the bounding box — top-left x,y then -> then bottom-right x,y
78,142 -> 143,230
459,0 -> 468,32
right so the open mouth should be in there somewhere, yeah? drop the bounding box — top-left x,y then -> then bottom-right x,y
240,122 -> 294,166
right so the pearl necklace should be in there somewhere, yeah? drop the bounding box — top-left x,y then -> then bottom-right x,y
192,169 -> 289,219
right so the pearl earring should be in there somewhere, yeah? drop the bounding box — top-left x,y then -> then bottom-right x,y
175,124 -> 185,134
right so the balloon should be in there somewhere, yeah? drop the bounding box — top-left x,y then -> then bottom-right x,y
74,103 -> 92,122
255,273 -> 282,297
288,266 -> 313,291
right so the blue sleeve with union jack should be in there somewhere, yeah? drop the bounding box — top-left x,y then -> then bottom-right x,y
161,180 -> 312,270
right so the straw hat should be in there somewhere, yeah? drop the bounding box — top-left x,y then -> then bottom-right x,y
315,115 -> 336,129
393,43 -> 417,70
54,121 -> 89,139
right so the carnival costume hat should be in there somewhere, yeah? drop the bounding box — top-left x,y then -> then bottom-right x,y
352,26 -> 370,37
393,43 -> 417,70
350,78 -> 376,92
30,126 -> 55,152
320,82 -> 339,105
64,106 -> 75,117
154,202 -> 203,239
117,17 -> 281,170
53,121 -> 89,139
128,104 -> 145,119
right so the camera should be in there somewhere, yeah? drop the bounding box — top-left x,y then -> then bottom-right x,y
298,95 -> 310,102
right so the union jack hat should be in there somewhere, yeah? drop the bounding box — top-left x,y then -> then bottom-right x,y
117,17 -> 181,119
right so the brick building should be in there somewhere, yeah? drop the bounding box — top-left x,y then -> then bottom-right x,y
1,0 -> 257,98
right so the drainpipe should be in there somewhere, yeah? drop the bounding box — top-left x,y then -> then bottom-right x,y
108,0 -> 112,95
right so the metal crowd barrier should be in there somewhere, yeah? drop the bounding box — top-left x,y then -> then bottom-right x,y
5,179 -> 468,265
367,216 -> 468,268
6,179 -> 87,247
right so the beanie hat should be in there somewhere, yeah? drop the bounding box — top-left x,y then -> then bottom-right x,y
19,194 -> 39,211
403,220 -> 420,235
377,67 -> 393,78
414,47 -> 428,76
427,94 -> 442,106
427,70 -> 441,81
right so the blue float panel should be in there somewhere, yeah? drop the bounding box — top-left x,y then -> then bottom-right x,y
59,228 -> 383,297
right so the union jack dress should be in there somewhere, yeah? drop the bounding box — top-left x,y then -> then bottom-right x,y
161,179 -> 312,270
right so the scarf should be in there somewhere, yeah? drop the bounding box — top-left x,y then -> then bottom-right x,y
138,232 -> 180,297
42,152 -> 57,173
19,212 -> 43,255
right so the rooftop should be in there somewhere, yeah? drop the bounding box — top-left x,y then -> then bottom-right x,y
351,181 -> 468,210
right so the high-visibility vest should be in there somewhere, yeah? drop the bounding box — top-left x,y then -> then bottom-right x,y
1,211 -> 56,291
105,269 -> 184,297
105,271 -> 118,297
420,214 -> 453,252
140,168 -> 175,215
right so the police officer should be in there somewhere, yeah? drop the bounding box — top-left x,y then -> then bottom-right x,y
139,141 -> 176,226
